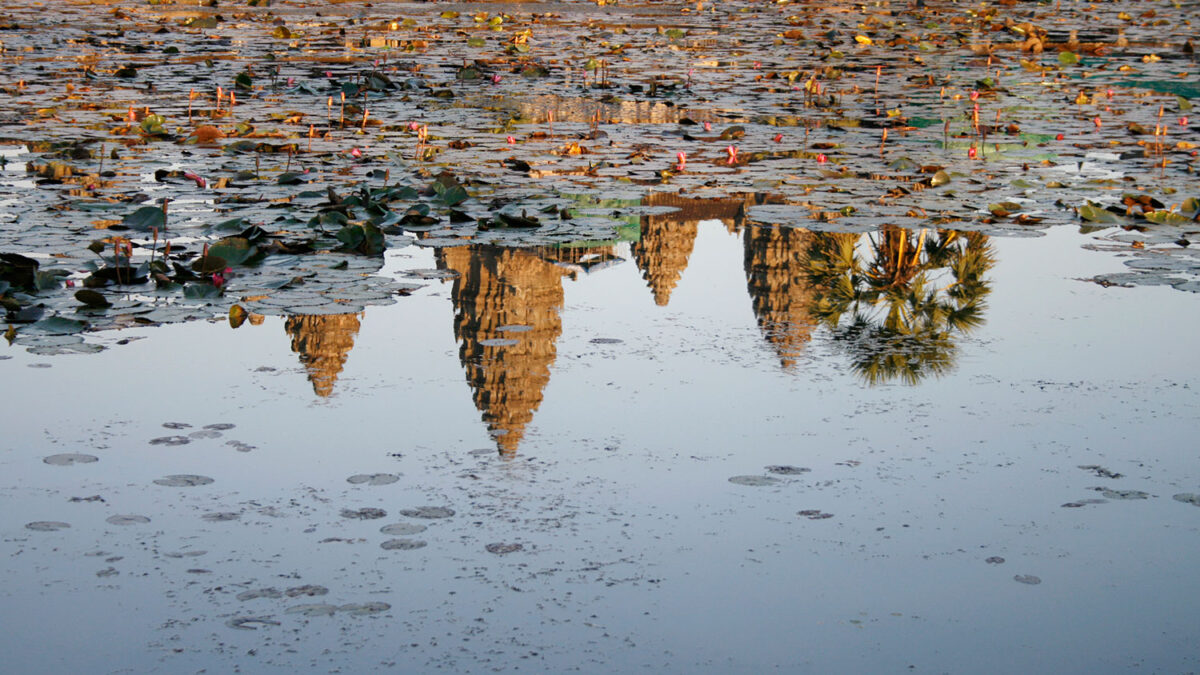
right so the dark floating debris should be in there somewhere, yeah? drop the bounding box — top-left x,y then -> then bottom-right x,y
1079,465 -> 1123,479
43,453 -> 98,466
728,475 -> 782,486
340,602 -> 391,616
204,423 -> 236,431
188,429 -> 223,440
153,474 -> 214,487
485,542 -> 523,555
589,338 -> 624,344
105,514 -> 150,525
286,585 -> 329,598
766,465 -> 810,475
346,473 -> 400,486
286,604 -> 339,617
380,523 -> 427,536
397,506 -> 455,519
1090,487 -> 1150,500
162,422 -> 192,430
1014,575 -> 1042,585
226,440 -> 256,452
25,521 -> 70,531
1172,493 -> 1200,506
1061,498 -> 1108,508
381,538 -> 427,551
201,512 -> 240,522
226,617 -> 281,630
149,436 -> 191,447
985,557 -> 1006,565
238,588 -> 283,601
69,495 -> 104,503
340,507 -> 387,520
797,510 -> 833,520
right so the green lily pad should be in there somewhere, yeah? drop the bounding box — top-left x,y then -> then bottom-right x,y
122,206 -> 167,232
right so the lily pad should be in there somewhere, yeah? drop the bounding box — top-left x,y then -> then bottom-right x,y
43,453 -> 98,465
346,473 -> 400,486
105,514 -> 151,525
397,506 -> 455,519
25,521 -> 70,531
153,474 -> 214,487
380,538 -> 427,550
728,475 -> 782,486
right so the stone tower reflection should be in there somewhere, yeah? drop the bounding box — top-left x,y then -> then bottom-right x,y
742,224 -> 817,370
437,245 -> 569,455
285,313 -> 363,397
631,194 -> 762,306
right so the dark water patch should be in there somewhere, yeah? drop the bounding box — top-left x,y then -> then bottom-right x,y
226,440 -> 256,452
797,510 -> 833,520
162,422 -> 192,430
1014,575 -> 1042,585
986,557 -> 1006,565
1172,493 -> 1200,506
204,423 -> 236,430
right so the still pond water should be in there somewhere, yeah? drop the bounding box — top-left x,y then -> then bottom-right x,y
2,0 -> 1200,671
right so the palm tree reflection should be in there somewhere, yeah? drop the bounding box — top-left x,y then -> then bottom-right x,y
806,227 -> 994,385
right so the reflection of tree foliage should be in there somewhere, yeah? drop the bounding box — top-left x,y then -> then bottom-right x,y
807,227 -> 994,385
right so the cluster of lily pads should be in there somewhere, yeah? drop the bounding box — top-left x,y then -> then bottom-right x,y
1,0 -> 1199,352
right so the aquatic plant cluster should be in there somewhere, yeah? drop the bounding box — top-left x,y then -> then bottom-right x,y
0,0 -> 1196,354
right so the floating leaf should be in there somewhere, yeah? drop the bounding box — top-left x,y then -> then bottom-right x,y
29,316 -> 87,335
122,206 -> 166,232
1078,203 -> 1123,224
74,289 -> 111,308
229,304 -> 248,328
208,238 -> 257,266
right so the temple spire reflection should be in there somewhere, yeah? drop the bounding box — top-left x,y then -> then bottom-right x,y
631,193 -> 764,306
284,313 -> 363,397
437,245 -> 569,455
742,224 -> 817,370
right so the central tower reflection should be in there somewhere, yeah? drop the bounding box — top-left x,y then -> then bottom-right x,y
436,245 -> 624,455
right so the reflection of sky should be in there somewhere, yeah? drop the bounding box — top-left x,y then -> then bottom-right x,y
3,225 -> 1200,672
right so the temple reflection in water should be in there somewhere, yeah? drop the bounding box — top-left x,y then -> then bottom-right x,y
272,197 -> 993,452
284,313 -> 363,398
